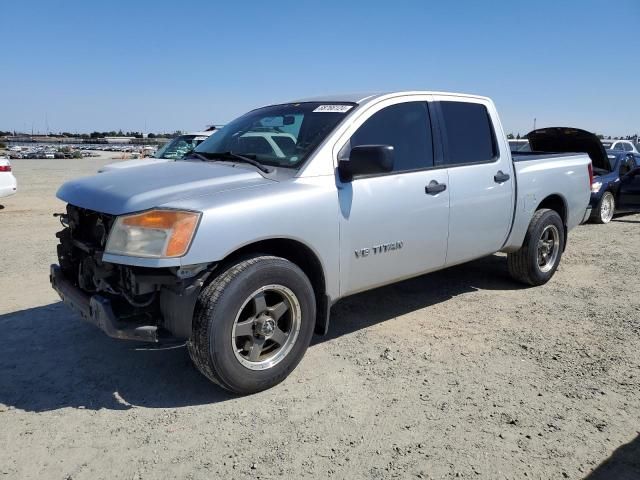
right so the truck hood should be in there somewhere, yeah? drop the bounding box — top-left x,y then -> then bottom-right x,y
57,160 -> 274,215
98,158 -> 172,173
527,127 -> 610,172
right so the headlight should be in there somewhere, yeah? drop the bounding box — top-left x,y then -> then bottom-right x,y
105,209 -> 201,258
591,181 -> 602,193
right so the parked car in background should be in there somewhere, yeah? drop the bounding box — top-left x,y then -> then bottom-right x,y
234,131 -> 298,159
527,128 -> 640,223
52,91 -> 593,394
600,139 -> 640,154
508,139 -> 531,152
98,131 -> 215,173
99,130 -> 299,172
0,156 -> 17,199
589,150 -> 640,223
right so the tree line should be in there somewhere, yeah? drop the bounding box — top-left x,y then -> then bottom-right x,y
0,130 -> 184,139
507,133 -> 639,141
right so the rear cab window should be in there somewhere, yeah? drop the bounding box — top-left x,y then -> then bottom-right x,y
438,101 -> 498,166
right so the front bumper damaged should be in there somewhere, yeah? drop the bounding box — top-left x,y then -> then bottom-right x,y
50,264 -> 159,342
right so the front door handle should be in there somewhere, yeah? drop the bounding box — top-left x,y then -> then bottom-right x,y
494,170 -> 510,183
425,180 -> 447,195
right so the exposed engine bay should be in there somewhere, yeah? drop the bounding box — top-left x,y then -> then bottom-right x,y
54,204 -> 211,339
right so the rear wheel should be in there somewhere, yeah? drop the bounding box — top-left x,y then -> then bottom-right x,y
591,191 -> 615,224
188,255 -> 316,394
508,209 -> 565,286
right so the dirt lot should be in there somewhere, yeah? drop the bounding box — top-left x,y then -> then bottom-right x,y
1,157 -> 639,480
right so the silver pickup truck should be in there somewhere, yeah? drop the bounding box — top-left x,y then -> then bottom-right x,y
51,91 -> 593,394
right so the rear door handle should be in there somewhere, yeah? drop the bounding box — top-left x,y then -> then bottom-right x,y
425,180 -> 447,195
494,170 -> 510,183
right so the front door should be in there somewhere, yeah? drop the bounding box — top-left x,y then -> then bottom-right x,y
618,155 -> 640,211
337,100 -> 450,296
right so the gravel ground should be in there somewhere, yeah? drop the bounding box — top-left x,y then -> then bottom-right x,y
1,157 -> 639,480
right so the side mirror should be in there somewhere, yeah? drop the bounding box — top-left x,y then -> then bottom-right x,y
338,145 -> 394,182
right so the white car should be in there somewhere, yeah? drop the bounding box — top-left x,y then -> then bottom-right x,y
236,132 -> 298,159
98,131 -> 215,173
0,157 -> 17,199
508,139 -> 530,152
600,139 -> 639,153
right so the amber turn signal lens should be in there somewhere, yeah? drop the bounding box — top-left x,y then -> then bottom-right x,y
119,210 -> 200,257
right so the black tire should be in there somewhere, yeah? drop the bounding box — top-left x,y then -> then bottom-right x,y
188,255 -> 316,395
507,209 -> 565,286
590,191 -> 615,224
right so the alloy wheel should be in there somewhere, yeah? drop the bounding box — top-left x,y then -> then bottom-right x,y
231,284 -> 301,371
537,225 -> 560,273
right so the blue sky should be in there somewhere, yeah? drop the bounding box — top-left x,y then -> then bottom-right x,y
2,0 -> 638,136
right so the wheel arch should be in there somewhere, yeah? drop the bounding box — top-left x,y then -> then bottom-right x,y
535,194 -> 567,224
214,237 -> 331,335
534,194 -> 569,250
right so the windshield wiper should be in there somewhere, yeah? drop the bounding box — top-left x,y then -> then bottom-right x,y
184,152 -> 210,162
197,151 -> 272,173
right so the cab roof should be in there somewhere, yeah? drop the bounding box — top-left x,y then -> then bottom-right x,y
290,91 -> 491,105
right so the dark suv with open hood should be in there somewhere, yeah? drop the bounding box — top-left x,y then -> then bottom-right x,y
527,128 -> 640,224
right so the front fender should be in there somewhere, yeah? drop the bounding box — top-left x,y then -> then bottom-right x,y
166,177 -> 341,300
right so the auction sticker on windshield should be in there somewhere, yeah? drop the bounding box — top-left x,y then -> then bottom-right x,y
313,105 -> 354,113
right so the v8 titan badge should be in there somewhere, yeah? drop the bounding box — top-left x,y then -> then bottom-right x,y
355,241 -> 404,258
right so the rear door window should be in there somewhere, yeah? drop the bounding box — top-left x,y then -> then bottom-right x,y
439,101 -> 497,165
346,102 -> 434,172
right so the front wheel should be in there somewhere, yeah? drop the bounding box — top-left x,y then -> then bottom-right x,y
507,209 -> 565,286
188,255 -> 316,394
591,191 -> 615,224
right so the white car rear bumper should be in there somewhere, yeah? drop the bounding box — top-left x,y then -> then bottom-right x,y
0,176 -> 17,198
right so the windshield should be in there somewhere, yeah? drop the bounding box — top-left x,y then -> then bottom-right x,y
194,102 -> 355,168
601,142 -> 613,150
155,134 -> 210,159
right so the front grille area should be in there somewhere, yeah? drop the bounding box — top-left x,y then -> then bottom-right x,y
64,204 -> 115,250
56,205 -> 116,290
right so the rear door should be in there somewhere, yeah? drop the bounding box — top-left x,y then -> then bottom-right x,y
432,97 -> 515,265
617,155 -> 640,211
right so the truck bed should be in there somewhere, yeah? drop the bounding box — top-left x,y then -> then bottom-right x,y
502,152 -> 592,253
512,152 -> 587,162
